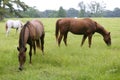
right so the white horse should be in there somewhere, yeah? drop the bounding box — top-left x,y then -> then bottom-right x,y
5,20 -> 23,36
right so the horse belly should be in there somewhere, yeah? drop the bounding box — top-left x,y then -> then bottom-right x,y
6,22 -> 13,28
70,27 -> 87,35
13,23 -> 20,28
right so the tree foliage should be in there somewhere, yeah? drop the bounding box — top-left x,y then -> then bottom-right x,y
20,7 -> 41,17
0,0 -> 120,18
88,1 -> 106,17
104,8 -> 120,17
78,1 -> 86,17
66,8 -> 79,17
78,1 -> 106,17
0,0 -> 28,20
58,6 -> 66,17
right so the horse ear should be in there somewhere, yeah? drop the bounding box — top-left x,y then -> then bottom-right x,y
17,47 -> 19,51
108,32 -> 111,35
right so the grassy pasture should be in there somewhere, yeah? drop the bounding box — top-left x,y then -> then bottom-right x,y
0,18 -> 120,80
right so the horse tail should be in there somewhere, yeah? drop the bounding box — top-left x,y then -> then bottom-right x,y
55,19 -> 61,40
36,34 -> 45,53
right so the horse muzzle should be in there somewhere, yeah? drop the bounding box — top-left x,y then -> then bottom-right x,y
107,43 -> 111,46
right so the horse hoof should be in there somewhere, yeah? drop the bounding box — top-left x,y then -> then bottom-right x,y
19,67 -> 23,71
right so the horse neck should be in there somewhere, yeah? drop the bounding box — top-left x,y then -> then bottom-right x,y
96,24 -> 108,37
27,24 -> 36,38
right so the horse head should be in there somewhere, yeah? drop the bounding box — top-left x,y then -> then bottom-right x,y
103,32 -> 111,46
17,47 -> 27,71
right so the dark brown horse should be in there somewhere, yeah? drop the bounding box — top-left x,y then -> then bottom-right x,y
55,18 -> 111,47
17,20 -> 45,70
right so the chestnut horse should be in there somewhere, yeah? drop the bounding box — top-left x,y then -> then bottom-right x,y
55,18 -> 111,47
17,20 -> 45,70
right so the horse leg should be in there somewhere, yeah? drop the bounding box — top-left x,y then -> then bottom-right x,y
81,35 -> 87,47
16,28 -> 18,33
17,27 -> 21,33
88,34 -> 93,48
63,32 -> 68,46
29,44 -> 32,64
58,33 -> 63,47
40,33 -> 45,55
6,30 -> 8,36
33,41 -> 36,55
6,28 -> 10,36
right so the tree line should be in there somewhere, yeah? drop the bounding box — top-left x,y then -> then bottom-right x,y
0,0 -> 120,20
17,1 -> 120,18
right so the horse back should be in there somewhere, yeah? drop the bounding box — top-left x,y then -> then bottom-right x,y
6,20 -> 23,28
6,20 -> 14,28
58,18 -> 96,34
30,20 -> 44,38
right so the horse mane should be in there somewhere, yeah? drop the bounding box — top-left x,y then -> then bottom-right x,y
19,21 -> 30,48
22,21 -> 30,35
24,21 -> 30,27
95,21 -> 108,36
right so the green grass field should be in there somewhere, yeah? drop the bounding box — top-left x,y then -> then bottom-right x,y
0,18 -> 120,80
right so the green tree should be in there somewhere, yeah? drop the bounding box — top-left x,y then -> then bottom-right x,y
88,1 -> 106,17
0,0 -> 28,20
66,8 -> 79,17
78,1 -> 86,17
20,7 -> 41,18
41,10 -> 58,18
58,6 -> 66,17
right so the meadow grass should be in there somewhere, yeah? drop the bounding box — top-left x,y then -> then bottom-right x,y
0,18 -> 120,80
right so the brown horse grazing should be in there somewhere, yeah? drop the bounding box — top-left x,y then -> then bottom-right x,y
17,20 -> 45,70
55,18 -> 111,47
